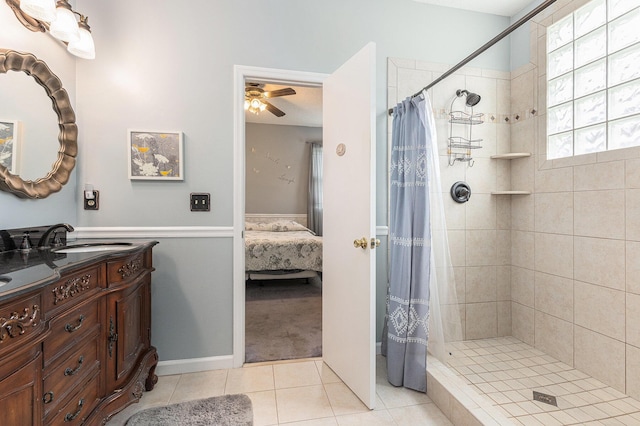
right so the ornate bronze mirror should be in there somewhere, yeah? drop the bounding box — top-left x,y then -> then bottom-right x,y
0,49 -> 77,198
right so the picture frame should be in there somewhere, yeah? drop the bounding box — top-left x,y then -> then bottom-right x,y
128,130 -> 184,180
0,120 -> 20,175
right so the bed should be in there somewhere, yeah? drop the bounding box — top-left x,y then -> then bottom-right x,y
244,218 -> 322,281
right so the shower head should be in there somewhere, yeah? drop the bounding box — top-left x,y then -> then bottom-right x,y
456,89 -> 481,107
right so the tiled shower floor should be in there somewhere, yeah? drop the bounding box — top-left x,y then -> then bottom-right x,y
445,337 -> 640,425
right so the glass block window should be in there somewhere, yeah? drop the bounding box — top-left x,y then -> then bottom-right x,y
547,0 -> 640,159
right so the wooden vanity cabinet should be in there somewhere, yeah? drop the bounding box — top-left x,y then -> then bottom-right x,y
0,243 -> 158,426
0,345 -> 43,426
0,290 -> 44,426
100,249 -> 157,418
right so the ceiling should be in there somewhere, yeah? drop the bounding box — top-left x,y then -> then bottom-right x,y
245,1 -> 534,128
412,0 -> 534,17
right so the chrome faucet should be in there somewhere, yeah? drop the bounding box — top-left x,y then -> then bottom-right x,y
38,223 -> 74,249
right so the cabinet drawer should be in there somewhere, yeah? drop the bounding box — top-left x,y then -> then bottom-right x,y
43,333 -> 100,418
44,266 -> 101,316
45,371 -> 101,426
0,292 -> 43,357
44,298 -> 100,366
107,252 -> 147,285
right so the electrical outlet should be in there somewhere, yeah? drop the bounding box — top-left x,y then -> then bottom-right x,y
84,190 -> 99,210
190,193 -> 210,211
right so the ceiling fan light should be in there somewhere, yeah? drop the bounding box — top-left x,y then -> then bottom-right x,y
250,99 -> 262,109
244,100 -> 250,110
19,0 -> 56,22
49,2 -> 80,42
259,103 -> 267,112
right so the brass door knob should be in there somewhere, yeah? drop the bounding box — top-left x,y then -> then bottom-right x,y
370,238 -> 380,249
353,237 -> 368,249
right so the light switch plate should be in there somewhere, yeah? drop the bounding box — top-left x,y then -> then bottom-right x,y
190,193 -> 210,211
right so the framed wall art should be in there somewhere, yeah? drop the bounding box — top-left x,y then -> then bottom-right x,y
128,130 -> 184,180
0,120 -> 19,174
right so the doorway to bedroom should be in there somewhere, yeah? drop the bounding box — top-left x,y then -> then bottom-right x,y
243,80 -> 324,363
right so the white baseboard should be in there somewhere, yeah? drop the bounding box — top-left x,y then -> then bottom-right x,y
158,346 -> 383,376
156,355 -> 235,376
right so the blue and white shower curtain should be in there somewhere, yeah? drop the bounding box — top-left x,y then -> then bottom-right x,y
383,92 -> 435,392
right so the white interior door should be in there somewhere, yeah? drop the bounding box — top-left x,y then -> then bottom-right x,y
322,42 -> 377,409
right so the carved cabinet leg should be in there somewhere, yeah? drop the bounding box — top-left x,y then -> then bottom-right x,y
145,351 -> 159,391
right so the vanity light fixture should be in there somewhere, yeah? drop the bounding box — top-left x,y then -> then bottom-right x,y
67,15 -> 95,59
18,0 -> 55,21
48,0 -> 79,42
6,0 -> 95,59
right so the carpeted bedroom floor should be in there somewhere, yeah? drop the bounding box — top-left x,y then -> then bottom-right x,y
245,277 -> 322,363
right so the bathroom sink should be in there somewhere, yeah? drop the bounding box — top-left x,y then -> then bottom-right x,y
53,242 -> 134,254
0,276 -> 10,287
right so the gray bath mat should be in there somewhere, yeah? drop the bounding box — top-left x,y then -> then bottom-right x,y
125,394 -> 253,426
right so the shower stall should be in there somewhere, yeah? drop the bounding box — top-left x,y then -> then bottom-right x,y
387,0 -> 640,424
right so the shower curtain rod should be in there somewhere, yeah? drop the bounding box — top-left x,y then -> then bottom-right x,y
388,0 -> 558,115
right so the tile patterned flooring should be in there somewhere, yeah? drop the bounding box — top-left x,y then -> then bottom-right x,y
106,356 -> 452,425
446,337 -> 640,425
106,336 -> 640,425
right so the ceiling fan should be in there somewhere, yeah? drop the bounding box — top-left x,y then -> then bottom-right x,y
244,84 -> 296,117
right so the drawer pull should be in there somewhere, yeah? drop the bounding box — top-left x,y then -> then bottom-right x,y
43,391 -> 54,404
64,355 -> 84,376
64,314 -> 85,333
108,316 -> 117,357
64,398 -> 84,422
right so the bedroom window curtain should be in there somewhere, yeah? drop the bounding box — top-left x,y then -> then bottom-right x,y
382,93 -> 452,392
307,142 -> 323,236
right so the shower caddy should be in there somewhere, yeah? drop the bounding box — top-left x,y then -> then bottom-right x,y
448,93 -> 483,166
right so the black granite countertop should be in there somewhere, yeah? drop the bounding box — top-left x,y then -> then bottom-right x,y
0,240 -> 158,300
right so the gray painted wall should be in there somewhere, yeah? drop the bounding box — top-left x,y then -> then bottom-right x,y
3,0 -> 512,362
510,0 -> 546,70
245,123 -> 321,215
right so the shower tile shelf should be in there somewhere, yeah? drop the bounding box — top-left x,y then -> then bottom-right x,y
490,152 -> 531,159
490,152 -> 532,195
491,190 -> 532,195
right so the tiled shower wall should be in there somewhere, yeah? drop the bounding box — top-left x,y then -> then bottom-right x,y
387,59 -> 513,342
509,0 -> 640,400
388,0 -> 640,404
